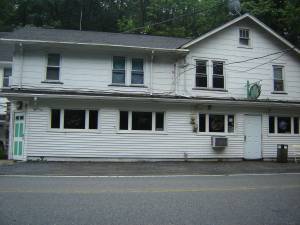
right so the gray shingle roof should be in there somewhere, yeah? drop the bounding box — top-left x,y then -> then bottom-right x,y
0,32 -> 13,62
1,27 -> 191,49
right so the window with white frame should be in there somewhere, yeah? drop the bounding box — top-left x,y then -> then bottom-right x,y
46,54 -> 60,80
212,61 -> 224,89
198,113 -> 235,133
273,65 -> 284,92
3,67 -> 12,87
195,60 -> 208,88
269,116 -> 299,134
112,56 -> 126,84
50,109 -> 98,130
131,58 -> 144,85
119,111 -> 165,131
239,28 -> 250,46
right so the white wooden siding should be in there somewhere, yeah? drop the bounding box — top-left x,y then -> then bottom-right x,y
24,101 -> 245,159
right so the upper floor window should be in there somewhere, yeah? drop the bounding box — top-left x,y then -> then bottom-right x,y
131,58 -> 144,85
46,54 -> 60,80
3,67 -> 12,87
212,61 -> 224,89
273,65 -> 284,92
112,56 -> 126,84
195,60 -> 207,88
239,28 -> 250,46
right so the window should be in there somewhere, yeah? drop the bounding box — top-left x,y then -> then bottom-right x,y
198,114 -> 206,132
119,111 -> 165,132
46,54 -> 60,80
228,115 -> 235,133
195,60 -> 207,88
269,116 -> 275,133
294,117 -> 299,134
3,68 -> 12,87
132,112 -> 152,130
239,28 -> 250,46
155,112 -> 164,131
269,116 -> 299,134
112,56 -> 126,84
64,110 -> 86,129
273,66 -> 284,92
131,58 -> 144,85
212,61 -> 224,89
89,110 -> 98,129
119,111 -> 129,130
51,109 -> 60,128
198,114 -> 234,133
50,109 -> 98,130
209,114 -> 225,132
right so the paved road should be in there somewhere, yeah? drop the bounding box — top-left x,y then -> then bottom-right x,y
0,174 -> 300,225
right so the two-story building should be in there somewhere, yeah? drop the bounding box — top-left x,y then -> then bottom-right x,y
0,14 -> 299,161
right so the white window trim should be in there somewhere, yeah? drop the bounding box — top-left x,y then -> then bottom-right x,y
238,27 -> 252,48
48,108 -> 101,133
272,65 -> 286,93
111,56 -> 146,86
268,115 -> 300,136
117,110 -> 167,134
197,113 -> 236,135
193,59 -> 227,90
44,53 -> 62,82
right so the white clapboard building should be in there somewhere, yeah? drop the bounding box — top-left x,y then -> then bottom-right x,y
0,14 -> 299,161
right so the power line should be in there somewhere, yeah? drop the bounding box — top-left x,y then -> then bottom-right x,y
180,47 -> 294,75
123,1 -> 225,33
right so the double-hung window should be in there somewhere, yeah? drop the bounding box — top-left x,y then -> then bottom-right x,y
131,58 -> 144,85
239,28 -> 250,46
119,111 -> 165,132
195,60 -> 207,88
3,67 -> 12,87
112,56 -> 126,84
212,61 -> 224,89
273,65 -> 284,92
46,54 -> 60,80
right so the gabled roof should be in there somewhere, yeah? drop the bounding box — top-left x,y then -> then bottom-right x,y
0,32 -> 13,62
0,27 -> 191,52
180,13 -> 300,54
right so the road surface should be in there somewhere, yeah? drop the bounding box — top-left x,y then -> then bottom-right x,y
0,173 -> 299,225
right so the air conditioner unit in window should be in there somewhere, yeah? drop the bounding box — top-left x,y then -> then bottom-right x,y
211,136 -> 228,149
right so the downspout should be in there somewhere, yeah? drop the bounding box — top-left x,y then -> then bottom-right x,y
174,61 -> 178,96
150,50 -> 154,95
18,42 -> 24,89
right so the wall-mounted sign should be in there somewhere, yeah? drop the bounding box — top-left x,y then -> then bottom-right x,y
247,80 -> 261,100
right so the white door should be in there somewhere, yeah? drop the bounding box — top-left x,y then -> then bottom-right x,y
244,115 -> 262,159
13,113 -> 25,160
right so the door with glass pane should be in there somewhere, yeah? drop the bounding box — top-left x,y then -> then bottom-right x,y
13,113 -> 25,160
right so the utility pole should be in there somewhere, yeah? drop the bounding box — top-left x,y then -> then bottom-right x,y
79,8 -> 83,31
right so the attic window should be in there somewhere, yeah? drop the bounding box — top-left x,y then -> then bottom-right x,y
239,28 -> 250,46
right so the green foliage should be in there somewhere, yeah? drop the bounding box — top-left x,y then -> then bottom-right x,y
0,0 -> 299,47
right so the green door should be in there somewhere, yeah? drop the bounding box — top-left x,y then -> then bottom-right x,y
13,113 -> 25,160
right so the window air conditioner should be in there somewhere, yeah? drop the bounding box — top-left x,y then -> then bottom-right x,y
211,136 -> 228,149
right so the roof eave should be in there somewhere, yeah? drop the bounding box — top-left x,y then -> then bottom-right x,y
0,38 -> 189,54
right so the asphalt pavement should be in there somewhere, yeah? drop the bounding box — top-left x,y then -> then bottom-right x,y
0,173 -> 299,225
1,161 -> 300,176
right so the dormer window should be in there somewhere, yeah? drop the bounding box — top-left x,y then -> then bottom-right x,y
46,54 -> 60,80
239,28 -> 250,46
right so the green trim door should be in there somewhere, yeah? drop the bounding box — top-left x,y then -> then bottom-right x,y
13,113 -> 25,160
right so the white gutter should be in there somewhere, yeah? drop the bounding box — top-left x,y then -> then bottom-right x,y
0,38 -> 189,54
2,92 -> 300,108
